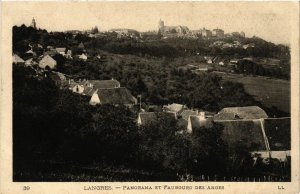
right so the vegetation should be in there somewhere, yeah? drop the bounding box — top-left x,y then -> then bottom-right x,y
14,65 -> 227,180
12,25 -> 291,181
13,66 -> 290,181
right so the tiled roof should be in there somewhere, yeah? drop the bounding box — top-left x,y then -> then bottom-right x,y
96,87 -> 137,105
87,80 -> 120,89
217,120 -> 267,152
13,54 -> 25,63
56,48 -> 66,53
49,71 -> 66,82
215,106 -> 268,120
25,50 -> 37,56
44,50 -> 58,56
78,42 -> 85,49
213,112 -> 236,121
83,87 -> 95,96
25,58 -> 36,65
163,103 -> 185,114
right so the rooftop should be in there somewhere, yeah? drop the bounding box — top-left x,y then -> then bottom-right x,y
214,106 -> 268,121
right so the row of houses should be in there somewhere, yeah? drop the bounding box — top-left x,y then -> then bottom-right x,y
49,73 -> 137,107
13,51 -> 137,108
13,52 -> 88,69
13,53 -> 58,69
68,79 -> 137,107
13,42 -> 90,68
209,40 -> 255,50
137,104 -> 268,129
137,105 -> 290,162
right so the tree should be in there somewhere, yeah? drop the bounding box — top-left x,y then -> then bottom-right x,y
53,54 -> 65,71
91,26 -> 99,34
137,113 -> 183,172
219,81 -> 256,108
132,75 -> 148,97
187,123 -> 228,175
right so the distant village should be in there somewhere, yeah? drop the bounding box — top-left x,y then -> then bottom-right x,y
13,18 -> 291,165
68,19 -> 248,43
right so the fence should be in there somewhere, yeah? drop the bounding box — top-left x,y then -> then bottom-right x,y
177,174 -> 290,182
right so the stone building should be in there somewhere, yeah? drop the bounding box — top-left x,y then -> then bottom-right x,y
158,19 -> 190,36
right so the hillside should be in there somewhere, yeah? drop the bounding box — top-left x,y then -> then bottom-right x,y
12,24 -> 291,182
214,72 -> 290,113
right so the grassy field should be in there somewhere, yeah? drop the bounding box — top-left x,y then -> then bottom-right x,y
214,72 -> 290,113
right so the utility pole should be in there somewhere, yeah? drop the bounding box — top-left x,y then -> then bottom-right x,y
137,94 -> 142,110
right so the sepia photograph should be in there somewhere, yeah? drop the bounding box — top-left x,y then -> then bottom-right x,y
1,1 -> 300,194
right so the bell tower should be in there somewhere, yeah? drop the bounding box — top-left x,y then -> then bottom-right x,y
158,19 -> 164,33
31,18 -> 37,29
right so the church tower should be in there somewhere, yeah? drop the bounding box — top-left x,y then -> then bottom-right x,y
158,19 -> 164,33
31,18 -> 37,29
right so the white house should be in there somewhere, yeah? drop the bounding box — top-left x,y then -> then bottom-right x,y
78,53 -> 87,61
56,48 -> 67,56
71,84 -> 85,94
187,112 -> 208,133
25,49 -> 37,57
219,61 -> 225,66
38,55 -> 57,69
13,54 -> 25,65
25,58 -> 37,66
89,90 -> 101,105
89,87 -> 137,107
65,50 -> 72,59
163,103 -> 185,115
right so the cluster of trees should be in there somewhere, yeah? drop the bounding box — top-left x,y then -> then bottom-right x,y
91,26 -> 99,34
13,65 -> 288,181
52,51 -> 288,117
103,41 -> 180,58
13,25 -> 289,116
57,57 -> 258,112
234,60 -> 290,79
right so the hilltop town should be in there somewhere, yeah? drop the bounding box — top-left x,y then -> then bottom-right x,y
13,18 -> 291,182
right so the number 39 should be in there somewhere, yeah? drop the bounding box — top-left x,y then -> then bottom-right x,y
23,186 -> 30,190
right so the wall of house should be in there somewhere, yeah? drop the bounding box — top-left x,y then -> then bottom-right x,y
89,93 -> 101,105
39,58 -> 56,69
72,85 -> 84,94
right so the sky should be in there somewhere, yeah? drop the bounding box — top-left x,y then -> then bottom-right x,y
5,2 -> 296,44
